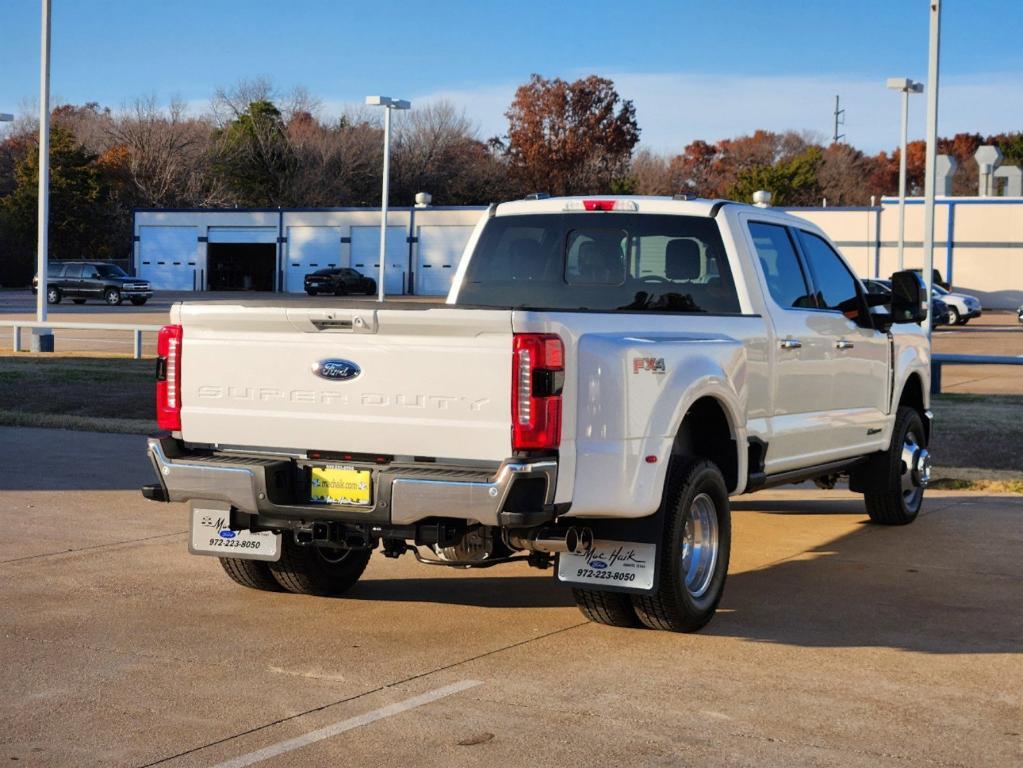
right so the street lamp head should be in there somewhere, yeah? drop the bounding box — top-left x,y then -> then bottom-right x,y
886,77 -> 924,94
365,96 -> 411,110
0,113 -> 14,122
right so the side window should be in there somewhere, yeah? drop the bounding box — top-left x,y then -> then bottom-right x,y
63,263 -> 83,279
748,222 -> 815,310
796,231 -> 863,318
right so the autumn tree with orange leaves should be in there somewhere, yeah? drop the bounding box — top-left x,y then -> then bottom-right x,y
503,74 -> 640,196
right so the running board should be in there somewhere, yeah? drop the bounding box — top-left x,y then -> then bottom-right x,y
744,457 -> 865,493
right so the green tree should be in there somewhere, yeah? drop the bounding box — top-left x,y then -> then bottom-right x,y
726,146 -> 823,206
212,99 -> 295,205
0,125 -> 114,284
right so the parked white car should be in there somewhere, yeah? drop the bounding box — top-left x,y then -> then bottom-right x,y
933,284 -> 982,325
141,195 -> 933,633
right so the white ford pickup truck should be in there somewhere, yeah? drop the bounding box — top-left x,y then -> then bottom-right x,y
142,196 -> 933,632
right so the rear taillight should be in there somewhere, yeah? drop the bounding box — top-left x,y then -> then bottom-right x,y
156,324 -> 183,431
512,334 -> 564,451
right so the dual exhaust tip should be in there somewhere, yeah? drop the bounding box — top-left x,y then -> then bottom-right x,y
508,526 -> 593,555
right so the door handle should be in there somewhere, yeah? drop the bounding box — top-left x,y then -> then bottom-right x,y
779,339 -> 802,350
835,340 -> 855,350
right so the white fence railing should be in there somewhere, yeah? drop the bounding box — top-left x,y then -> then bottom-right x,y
0,320 -> 164,359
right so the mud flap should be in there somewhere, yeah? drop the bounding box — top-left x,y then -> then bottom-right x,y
555,510 -> 664,594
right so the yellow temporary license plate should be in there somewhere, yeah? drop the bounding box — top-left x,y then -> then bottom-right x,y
309,465 -> 372,506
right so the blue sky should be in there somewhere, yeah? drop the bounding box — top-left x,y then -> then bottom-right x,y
2,0 -> 1022,153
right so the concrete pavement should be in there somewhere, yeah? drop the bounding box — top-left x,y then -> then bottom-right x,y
0,425 -> 1021,767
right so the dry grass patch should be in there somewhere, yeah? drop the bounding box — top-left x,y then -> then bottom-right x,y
930,394 -> 1023,474
0,353 -> 155,432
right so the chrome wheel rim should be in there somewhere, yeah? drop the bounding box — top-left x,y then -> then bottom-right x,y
681,492 -> 719,599
106,291 -> 120,304
47,289 -> 58,302
900,428 -> 930,512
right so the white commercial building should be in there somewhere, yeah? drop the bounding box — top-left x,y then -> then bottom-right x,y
133,206 -> 486,296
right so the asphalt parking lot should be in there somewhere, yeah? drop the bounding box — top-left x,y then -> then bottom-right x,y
2,426 -> 1021,767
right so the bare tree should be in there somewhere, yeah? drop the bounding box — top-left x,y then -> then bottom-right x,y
109,97 -> 222,207
629,149 -> 674,195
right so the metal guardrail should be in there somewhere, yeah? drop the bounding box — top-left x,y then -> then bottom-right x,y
931,353 -> 1023,394
0,320 -> 164,359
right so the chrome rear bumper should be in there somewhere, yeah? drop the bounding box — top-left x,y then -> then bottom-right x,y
144,436 -> 557,527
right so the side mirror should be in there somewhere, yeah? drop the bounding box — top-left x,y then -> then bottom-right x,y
890,270 -> 928,325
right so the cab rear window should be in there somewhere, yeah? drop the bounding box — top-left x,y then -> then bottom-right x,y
456,213 -> 741,314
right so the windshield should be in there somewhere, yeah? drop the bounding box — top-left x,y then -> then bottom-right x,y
932,284 -> 949,295
456,213 -> 741,313
96,264 -> 128,277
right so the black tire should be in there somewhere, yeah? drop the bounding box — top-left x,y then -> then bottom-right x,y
572,588 -> 639,627
130,297 -> 147,306
72,299 -> 86,305
219,557 -> 282,591
632,460 -> 731,633
104,288 -> 122,306
946,306 -> 960,325
46,287 -> 61,304
958,317 -> 970,326
269,538 -> 372,596
864,406 -> 929,526
305,289 -> 317,296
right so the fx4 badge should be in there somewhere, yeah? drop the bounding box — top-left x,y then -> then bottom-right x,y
633,357 -> 666,375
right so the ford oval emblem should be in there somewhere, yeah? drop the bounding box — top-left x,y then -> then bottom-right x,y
218,530 -> 236,539
312,359 -> 361,381
590,560 -> 607,569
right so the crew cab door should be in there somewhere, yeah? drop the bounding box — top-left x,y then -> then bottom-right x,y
791,228 -> 890,454
745,220 -> 839,470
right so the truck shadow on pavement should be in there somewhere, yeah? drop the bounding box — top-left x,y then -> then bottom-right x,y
707,497 -> 1023,654
347,575 -> 576,609
347,495 -> 1022,654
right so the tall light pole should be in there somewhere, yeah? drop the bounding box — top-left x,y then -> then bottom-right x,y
921,1 -> 941,339
886,77 -> 923,272
365,95 -> 411,302
35,0 -> 54,351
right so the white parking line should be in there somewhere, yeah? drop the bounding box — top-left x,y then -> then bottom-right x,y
210,679 -> 482,768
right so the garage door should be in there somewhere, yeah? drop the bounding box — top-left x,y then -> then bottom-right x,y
286,227 -> 343,293
351,226 -> 408,295
138,226 -> 199,290
207,227 -> 277,244
416,225 -> 474,296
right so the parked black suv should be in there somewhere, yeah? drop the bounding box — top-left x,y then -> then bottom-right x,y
304,267 -> 377,296
32,262 -> 152,306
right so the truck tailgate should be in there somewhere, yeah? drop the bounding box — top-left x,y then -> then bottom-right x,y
175,303 -> 514,462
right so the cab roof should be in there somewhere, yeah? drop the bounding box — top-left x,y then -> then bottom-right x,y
494,195 -> 737,218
